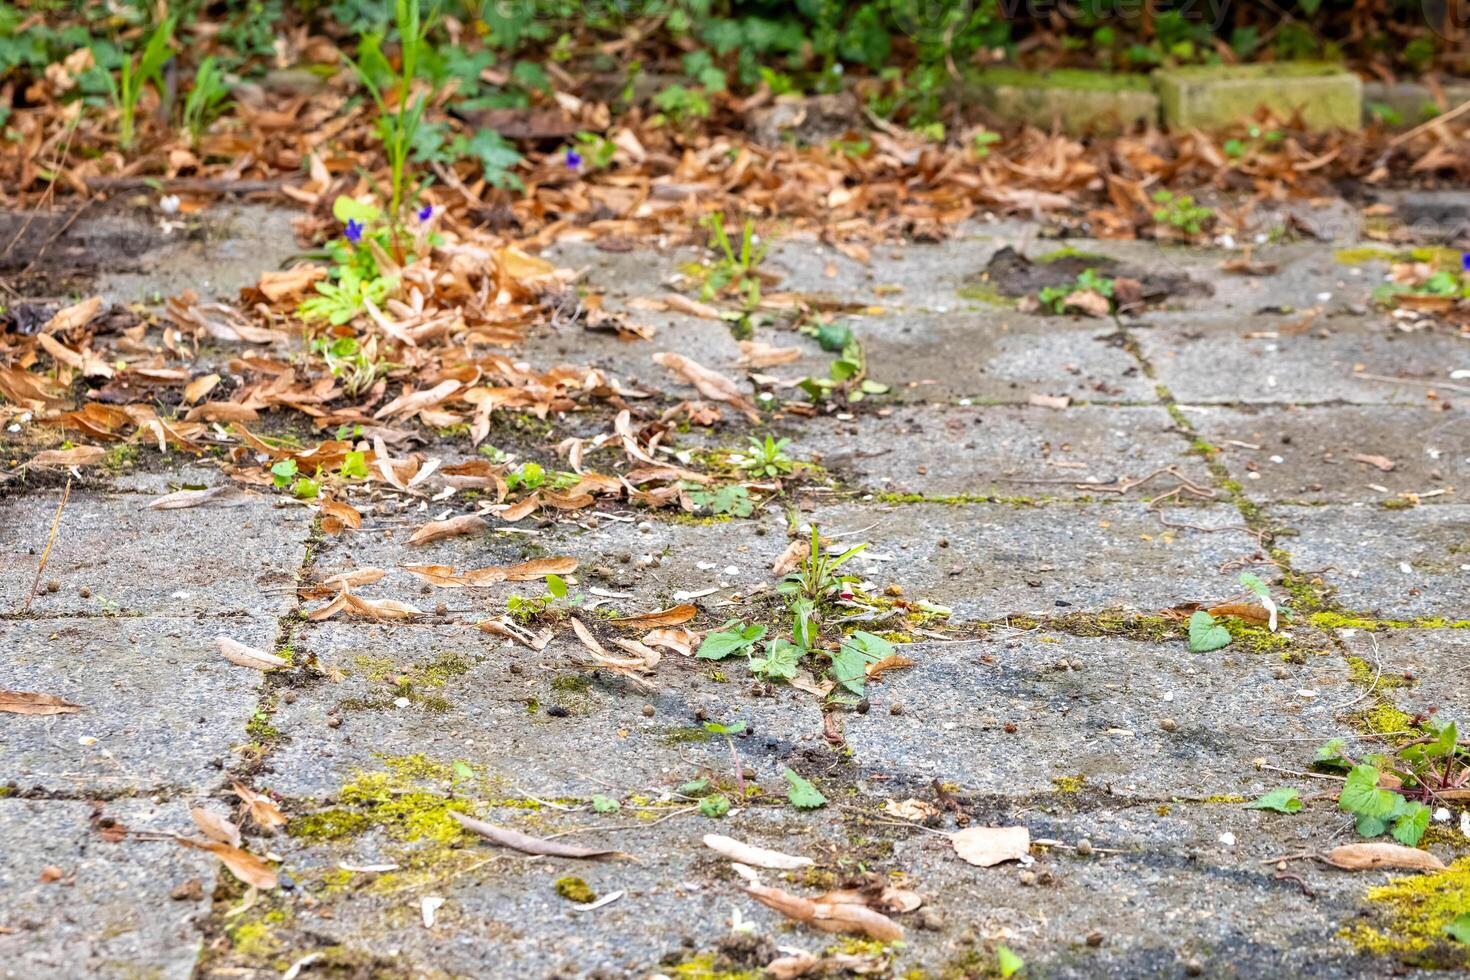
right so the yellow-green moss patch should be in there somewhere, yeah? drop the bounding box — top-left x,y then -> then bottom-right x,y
1342,858 -> 1470,967
555,876 -> 596,903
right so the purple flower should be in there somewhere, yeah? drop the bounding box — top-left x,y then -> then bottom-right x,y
1462,252 -> 1469,273
565,148 -> 583,170
417,204 -> 433,222
343,219 -> 364,244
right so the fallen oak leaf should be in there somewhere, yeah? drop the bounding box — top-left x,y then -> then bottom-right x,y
610,604 -> 697,629
743,882 -> 903,941
1206,602 -> 1272,626
217,636 -> 287,671
703,834 -> 814,870
0,689 -> 81,715
449,811 -> 631,859
951,825 -> 1031,867
177,838 -> 278,889
1322,842 -> 1446,872
407,514 -> 487,545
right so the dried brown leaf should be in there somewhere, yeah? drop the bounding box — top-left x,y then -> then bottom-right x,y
449,811 -> 630,859
232,782 -> 288,830
407,514 -> 487,546
952,825 -> 1031,867
652,352 -> 759,422
744,882 -> 903,941
190,808 -> 241,848
178,838 -> 278,889
218,636 -> 287,670
610,604 -> 697,629
703,834 -> 814,869
1322,842 -> 1446,872
30,445 -> 107,468
0,689 -> 81,715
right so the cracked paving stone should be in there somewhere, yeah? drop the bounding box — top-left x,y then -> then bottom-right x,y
0,491 -> 310,619
761,231 -> 1008,305
844,635 -> 1348,798
1337,628 -> 1470,719
1,616 -> 279,795
889,799 -> 1405,978
0,799 -> 214,980
1181,404 -> 1468,505
793,403 -> 1206,499
1270,504 -> 1470,620
265,621 -> 827,801
1134,313 -> 1467,405
795,500 -> 1255,621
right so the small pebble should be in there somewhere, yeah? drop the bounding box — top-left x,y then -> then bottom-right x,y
1159,718 -> 1178,732
1018,870 -> 1037,886
1185,959 -> 1204,976
547,705 -> 570,718
1273,667 -> 1289,679
889,703 -> 905,716
1003,722 -> 1018,734
435,602 -> 448,616
327,716 -> 341,728
641,704 -> 655,717
46,579 -> 60,593
918,909 -> 944,931
79,586 -> 91,598
937,538 -> 949,548
1085,931 -> 1105,947
1076,838 -> 1093,857
855,699 -> 870,715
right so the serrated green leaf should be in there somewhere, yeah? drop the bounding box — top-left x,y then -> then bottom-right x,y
750,639 -> 802,680
1245,787 -> 1303,814
1188,611 -> 1232,652
1339,764 -> 1399,820
696,622 -> 765,660
784,767 -> 826,809
1391,801 -> 1430,846
699,794 -> 731,818
1312,737 -> 1350,769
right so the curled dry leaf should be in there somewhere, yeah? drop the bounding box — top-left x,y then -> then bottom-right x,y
737,340 -> 802,368
703,834 -> 814,870
771,539 -> 810,576
407,514 -> 488,546
652,352 -> 760,422
1323,842 -> 1446,872
318,568 -> 385,590
609,637 -> 662,668
1,689 -> 82,715
449,811 -> 630,859
309,593 -> 422,622
43,296 -> 103,334
952,825 -> 1031,867
1351,453 -> 1396,473
477,616 -> 553,651
610,603 -> 697,629
1207,602 -> 1272,626
882,798 -> 940,821
232,782 -> 288,830
642,628 -> 698,656
404,557 -> 577,587
743,882 -> 903,941
190,807 -> 242,848
30,445 -> 107,468
218,636 -> 287,671
177,838 -> 278,889
320,497 -> 362,533
148,486 -> 251,510
182,373 -> 221,404
569,617 -> 646,669
256,266 -> 326,302
865,655 -> 914,679
818,883 -> 923,915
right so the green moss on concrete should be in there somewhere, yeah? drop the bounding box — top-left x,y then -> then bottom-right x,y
1334,247 -> 1398,265
1346,655 -> 1411,689
287,754 -> 486,844
975,66 -> 1153,91
555,876 -> 596,903
1342,858 -> 1470,967
1052,774 -> 1086,794
956,283 -> 1015,306
1156,63 -> 1361,132
1034,246 -> 1111,264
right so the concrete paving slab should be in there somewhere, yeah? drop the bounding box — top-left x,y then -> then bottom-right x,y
266,621 -> 829,802
797,500 -> 1258,620
845,635 -> 1350,798
0,799 -> 214,980
859,310 -> 1155,405
0,491 -> 309,618
1272,504 -> 1470,620
1181,404 -> 1469,504
1,616 -> 279,795
793,403 -> 1205,498
1337,628 -> 1470,721
1135,314 -> 1467,405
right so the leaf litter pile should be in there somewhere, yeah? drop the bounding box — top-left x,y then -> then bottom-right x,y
4,5 -> 1470,977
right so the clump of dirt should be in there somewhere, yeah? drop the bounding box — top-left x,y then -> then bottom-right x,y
973,245 -> 1212,309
